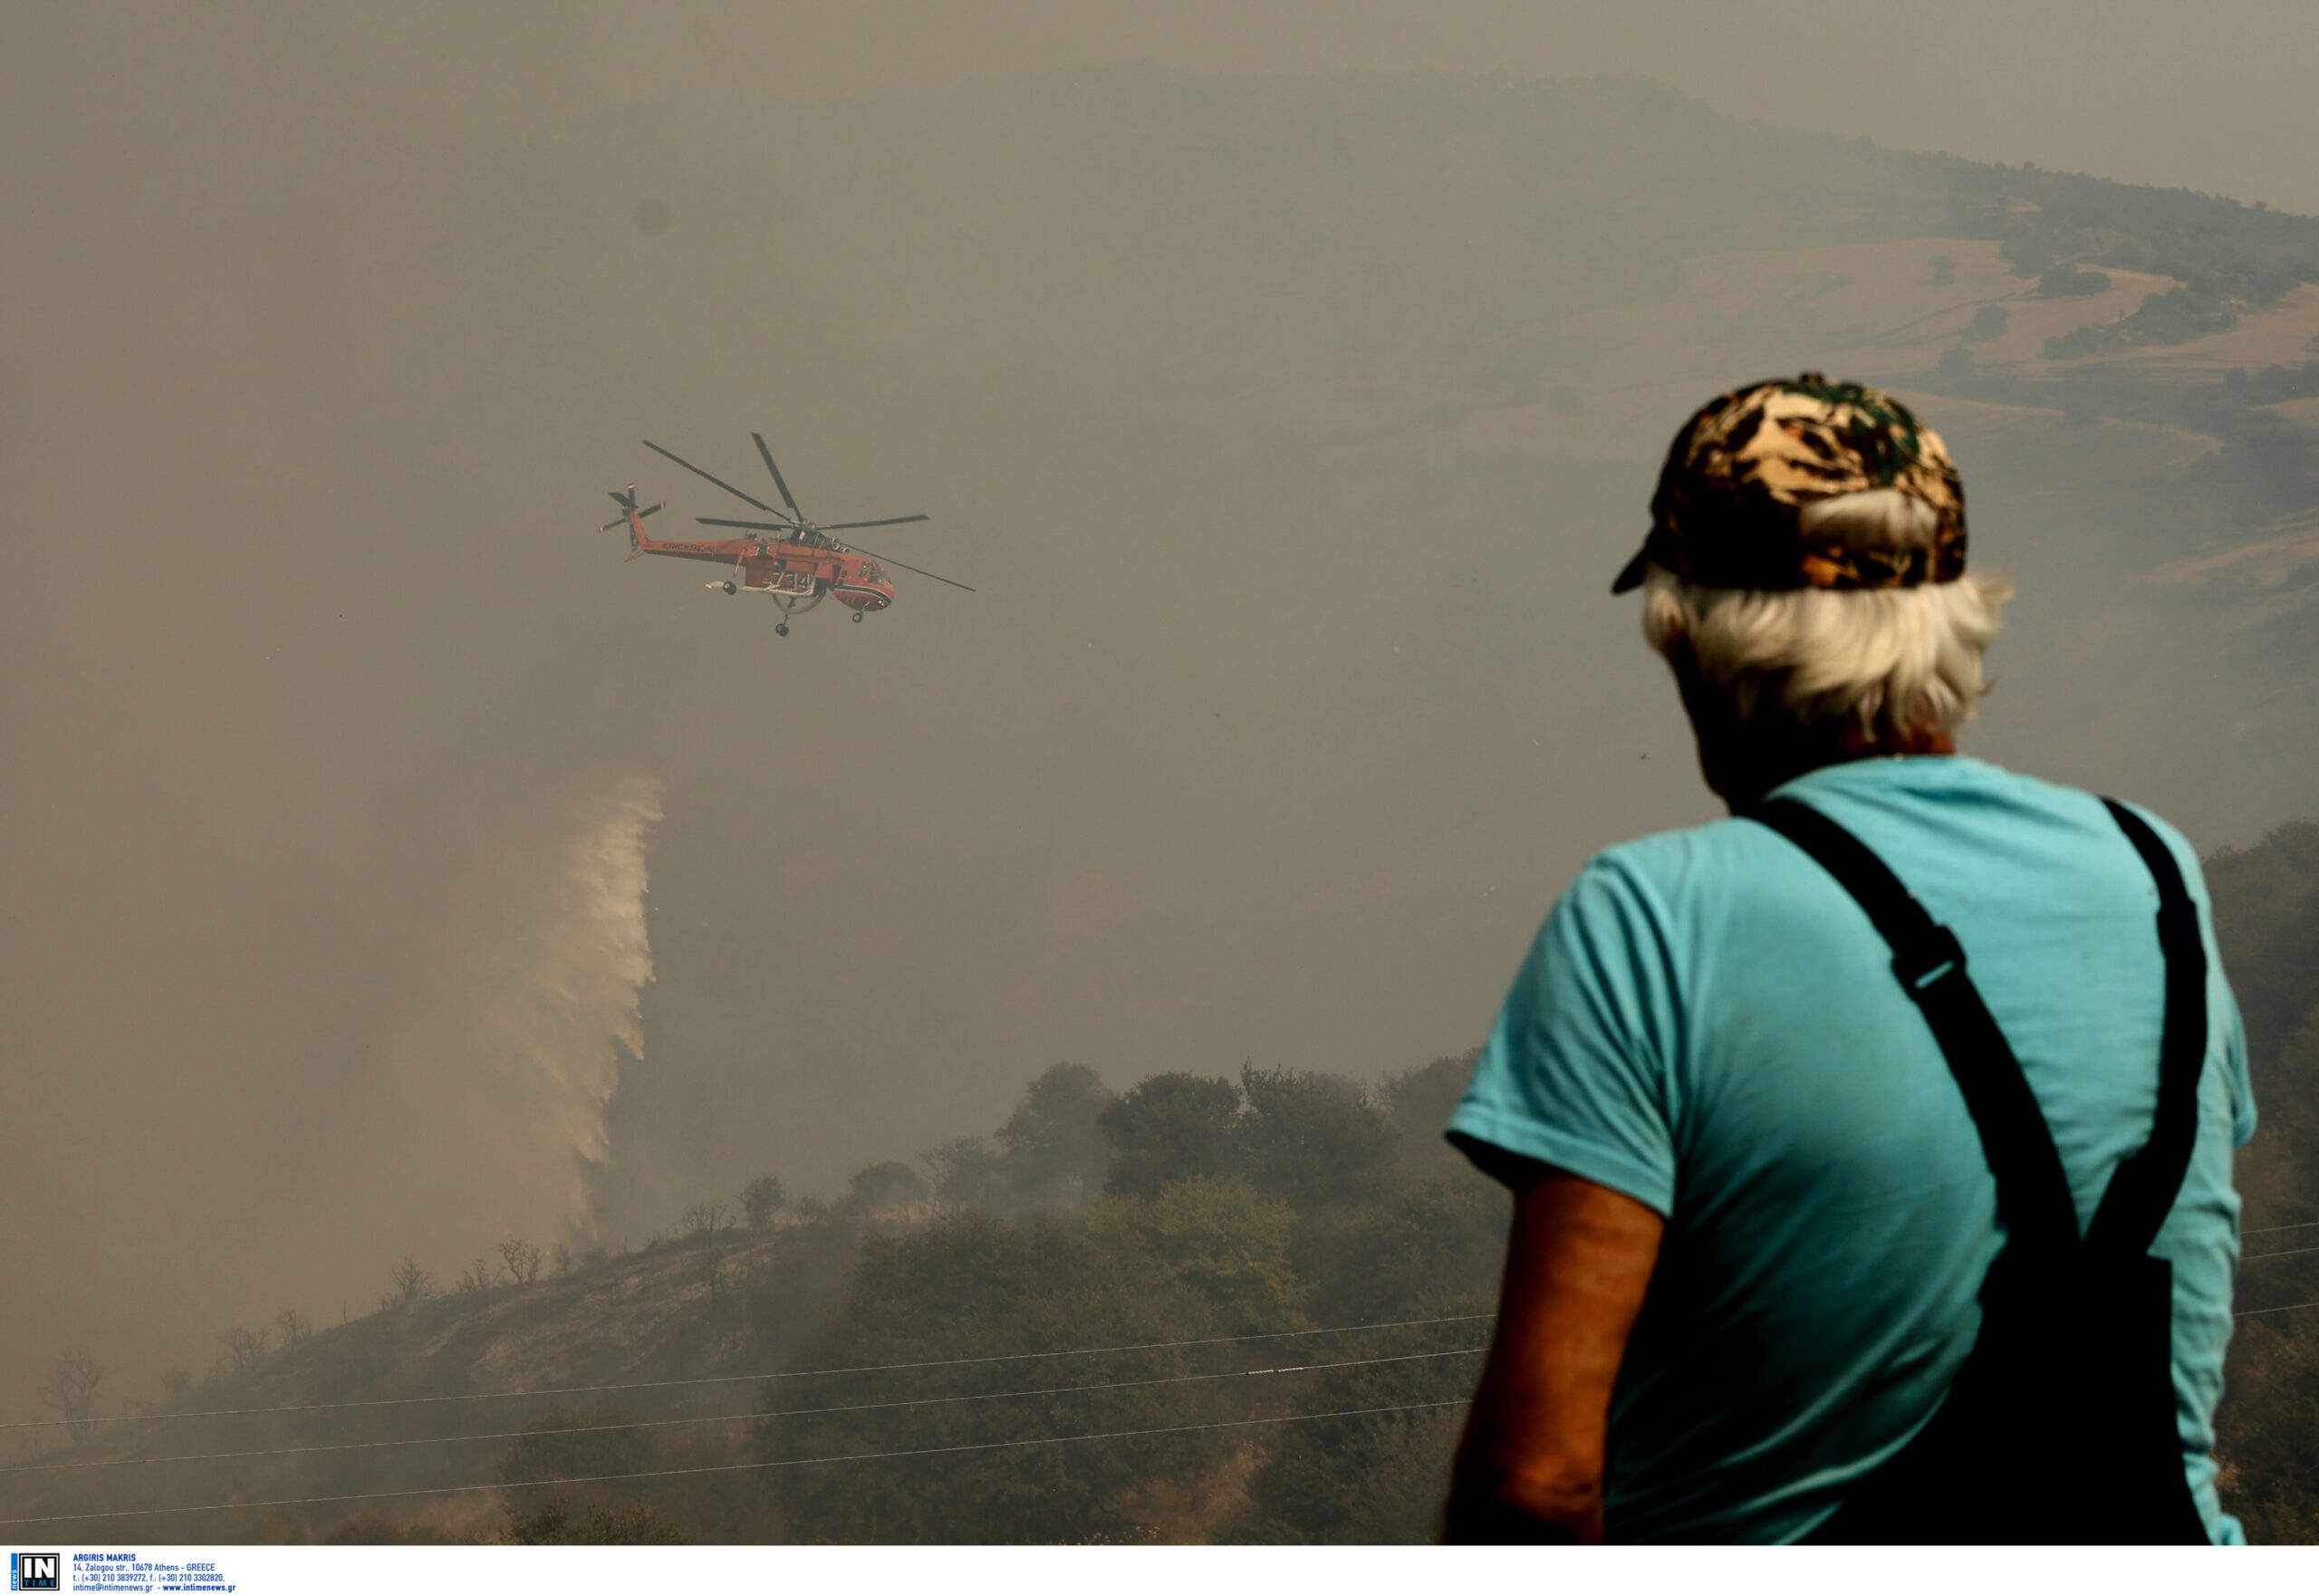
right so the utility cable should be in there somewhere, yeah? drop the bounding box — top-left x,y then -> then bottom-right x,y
1,1346 -> 1486,1476
0,1312 -> 1492,1433
0,1399 -> 1467,1529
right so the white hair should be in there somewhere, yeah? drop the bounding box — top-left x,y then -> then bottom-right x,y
1639,489 -> 2012,745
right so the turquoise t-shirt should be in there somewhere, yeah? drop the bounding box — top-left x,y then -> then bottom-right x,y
1448,756 -> 2256,1543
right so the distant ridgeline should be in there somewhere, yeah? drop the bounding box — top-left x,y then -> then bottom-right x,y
992,67 -> 2319,303
973,68 -> 2319,532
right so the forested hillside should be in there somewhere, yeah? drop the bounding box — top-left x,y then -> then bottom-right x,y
15,810 -> 2317,1544
7,1058 -> 1503,1544
2211,822 -> 2319,1543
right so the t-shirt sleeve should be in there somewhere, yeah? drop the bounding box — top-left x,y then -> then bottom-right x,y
1446,852 -> 1683,1216
2220,985 -> 2256,1149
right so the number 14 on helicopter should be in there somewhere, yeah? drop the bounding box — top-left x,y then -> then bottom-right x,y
599,432 -> 974,635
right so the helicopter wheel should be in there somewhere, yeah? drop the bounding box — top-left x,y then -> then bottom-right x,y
851,611 -> 863,624
722,581 -> 736,594
775,622 -> 790,637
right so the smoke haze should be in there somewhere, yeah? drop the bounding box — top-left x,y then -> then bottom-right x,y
5,4 -> 2317,1410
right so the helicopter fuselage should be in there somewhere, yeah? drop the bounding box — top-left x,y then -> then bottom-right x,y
623,513 -> 894,613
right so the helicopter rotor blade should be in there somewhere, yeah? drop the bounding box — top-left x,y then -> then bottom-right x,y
697,517 -> 796,532
843,543 -> 977,592
817,514 -> 931,531
752,433 -> 805,521
642,439 -> 788,517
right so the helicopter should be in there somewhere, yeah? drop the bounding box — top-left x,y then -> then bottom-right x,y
601,433 -> 972,635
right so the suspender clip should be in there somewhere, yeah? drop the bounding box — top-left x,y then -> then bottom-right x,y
1893,923 -> 1968,993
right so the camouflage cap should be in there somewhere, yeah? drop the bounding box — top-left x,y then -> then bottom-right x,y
1612,373 -> 1967,594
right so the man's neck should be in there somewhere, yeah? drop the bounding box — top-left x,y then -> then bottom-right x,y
1707,730 -> 1957,813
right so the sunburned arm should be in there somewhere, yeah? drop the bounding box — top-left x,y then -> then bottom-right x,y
1443,1164 -> 1666,1544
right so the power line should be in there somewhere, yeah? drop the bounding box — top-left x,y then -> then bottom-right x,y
10,1303 -> 2309,1524
2241,1245 -> 2319,1264
0,1399 -> 1467,1529
2242,1219 -> 2319,1237
1,1346 -> 1486,1476
0,1312 -> 1492,1434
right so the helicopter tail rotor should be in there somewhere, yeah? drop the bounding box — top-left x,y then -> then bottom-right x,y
601,485 -> 664,556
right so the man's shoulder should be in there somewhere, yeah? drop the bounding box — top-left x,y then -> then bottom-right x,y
1555,761 -> 2212,945
1564,815 -> 1801,934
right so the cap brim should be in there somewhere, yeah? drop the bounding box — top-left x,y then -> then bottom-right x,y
1611,547 -> 1650,595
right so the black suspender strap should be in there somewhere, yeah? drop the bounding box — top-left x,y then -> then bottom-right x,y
1748,797 -> 2082,1256
2084,798 -> 2209,1257
1762,791 -> 2217,1547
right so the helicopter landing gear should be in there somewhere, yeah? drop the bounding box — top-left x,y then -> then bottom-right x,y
775,622 -> 790,637
851,611 -> 863,623
722,581 -> 736,594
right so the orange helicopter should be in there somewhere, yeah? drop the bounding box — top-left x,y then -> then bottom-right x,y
601,433 -> 972,635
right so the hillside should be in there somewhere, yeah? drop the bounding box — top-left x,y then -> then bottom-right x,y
7,1060 -> 1498,1545
12,796 -> 2319,1543
17,797 -> 2319,1544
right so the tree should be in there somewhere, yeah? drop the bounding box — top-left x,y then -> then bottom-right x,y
1235,1066 -> 1398,1209
1937,343 -> 1975,383
322,1516 -> 459,1546
1083,1177 -> 1304,1330
922,1138 -> 1007,1209
1099,1072 -> 1243,1198
41,1350 -> 103,1441
389,1255 -> 433,1309
846,1160 -> 929,1215
1999,238 -> 2052,278
1226,1346 -> 1477,1543
765,1211 -> 1246,1542
273,1306 -> 311,1350
1971,304 -> 2010,341
1929,254 -> 1957,285
455,1259 -> 496,1295
503,1499 -> 687,1544
216,1326 -> 270,1373
995,1062 -> 1115,1209
1297,1176 -> 1508,1325
498,1239 -> 544,1284
156,1366 -> 192,1404
1380,1051 -> 1479,1168
497,1403 -> 649,1487
2037,264 -> 2112,298
680,1202 -> 730,1237
740,1176 -> 788,1230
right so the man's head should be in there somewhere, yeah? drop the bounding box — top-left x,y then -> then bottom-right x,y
1614,375 -> 2011,806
